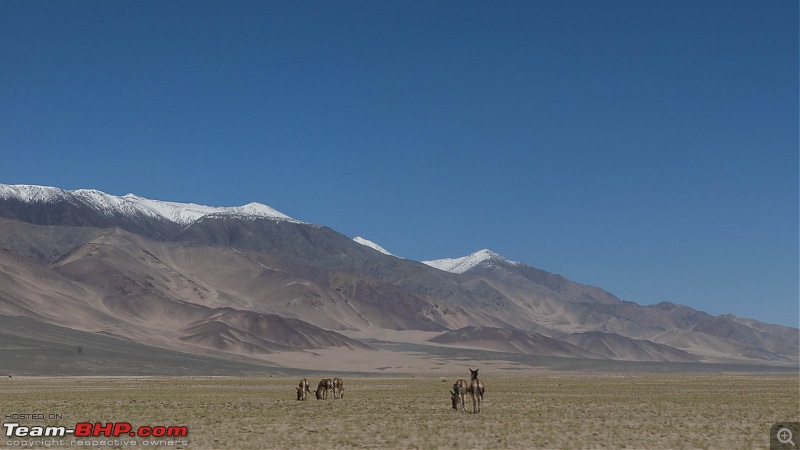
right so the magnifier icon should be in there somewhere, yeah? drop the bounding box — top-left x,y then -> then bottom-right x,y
778,428 -> 795,446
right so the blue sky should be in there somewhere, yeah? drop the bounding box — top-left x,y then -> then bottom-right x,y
1,0 -> 797,327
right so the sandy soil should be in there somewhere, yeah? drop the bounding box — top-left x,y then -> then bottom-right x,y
262,347 -> 546,376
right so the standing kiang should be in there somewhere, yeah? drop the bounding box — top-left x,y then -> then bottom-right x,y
468,368 -> 485,414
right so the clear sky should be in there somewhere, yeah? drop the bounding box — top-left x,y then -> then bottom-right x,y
1,0 -> 797,327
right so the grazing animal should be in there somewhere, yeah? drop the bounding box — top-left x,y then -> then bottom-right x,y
451,378 -> 468,411
316,378 -> 333,400
468,368 -> 485,414
332,377 -> 344,399
296,378 -> 311,400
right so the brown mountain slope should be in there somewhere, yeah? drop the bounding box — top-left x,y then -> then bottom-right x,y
0,217 -> 796,366
0,314 -> 283,376
0,232 -> 370,362
558,331 -> 700,363
428,326 -> 596,358
49,228 -> 455,332
0,217 -> 99,265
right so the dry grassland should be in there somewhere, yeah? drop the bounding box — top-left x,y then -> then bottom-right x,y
1,374 -> 797,449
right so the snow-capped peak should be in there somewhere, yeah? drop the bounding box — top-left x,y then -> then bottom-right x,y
422,249 -> 519,274
235,202 -> 291,220
353,236 -> 394,256
0,183 -> 296,226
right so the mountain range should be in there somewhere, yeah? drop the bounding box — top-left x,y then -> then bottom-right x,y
0,183 -> 796,374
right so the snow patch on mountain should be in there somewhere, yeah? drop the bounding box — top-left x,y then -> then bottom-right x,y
0,184 -> 72,203
353,236 -> 394,256
0,183 -> 295,225
121,194 -> 292,225
423,249 -> 519,274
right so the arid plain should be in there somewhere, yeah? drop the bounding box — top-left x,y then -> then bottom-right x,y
2,372 -> 798,450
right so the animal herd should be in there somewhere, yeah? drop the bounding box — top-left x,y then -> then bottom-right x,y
295,368 -> 486,414
296,377 -> 344,401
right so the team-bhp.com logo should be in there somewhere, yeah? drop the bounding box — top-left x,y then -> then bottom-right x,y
4,421 -> 189,447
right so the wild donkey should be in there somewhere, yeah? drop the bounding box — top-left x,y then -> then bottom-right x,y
296,378 -> 311,400
450,378 -> 468,411
468,368 -> 485,414
316,378 -> 333,400
332,377 -> 344,399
